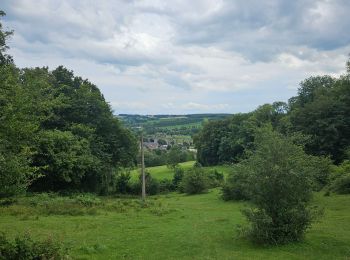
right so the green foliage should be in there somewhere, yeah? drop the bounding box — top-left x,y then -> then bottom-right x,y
0,16 -> 138,195
144,149 -> 167,167
241,205 -> 318,245
115,170 -> 132,194
157,139 -> 167,145
166,146 -> 190,168
0,23 -> 41,196
0,11 -> 13,65
207,169 -> 224,188
330,160 -> 350,194
0,152 -> 36,198
172,166 -> 184,190
195,60 -> 350,167
181,167 -> 208,194
158,179 -> 175,193
194,103 -> 288,166
308,156 -> 332,191
32,130 -> 95,191
289,75 -> 350,163
144,172 -> 160,195
239,129 -> 319,244
0,65 -> 38,197
131,172 -> 160,196
1,193 -> 102,216
222,164 -> 251,201
0,231 -> 69,259
331,174 -> 350,194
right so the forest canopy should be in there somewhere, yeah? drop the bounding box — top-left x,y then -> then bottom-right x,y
0,11 -> 138,197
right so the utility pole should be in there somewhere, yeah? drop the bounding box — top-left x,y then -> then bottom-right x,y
141,132 -> 146,201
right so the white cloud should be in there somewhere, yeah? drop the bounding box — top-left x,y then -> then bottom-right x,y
181,102 -> 229,111
2,0 -> 350,114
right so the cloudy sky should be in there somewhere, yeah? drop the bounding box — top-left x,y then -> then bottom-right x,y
2,0 -> 350,114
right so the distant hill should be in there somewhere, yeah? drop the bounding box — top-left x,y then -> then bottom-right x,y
118,114 -> 232,136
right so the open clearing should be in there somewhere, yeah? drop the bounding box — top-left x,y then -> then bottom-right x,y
0,189 -> 349,259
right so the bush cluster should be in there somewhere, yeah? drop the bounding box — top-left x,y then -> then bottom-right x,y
329,160 -> 350,194
180,166 -> 208,195
0,232 -> 69,259
222,164 -> 251,201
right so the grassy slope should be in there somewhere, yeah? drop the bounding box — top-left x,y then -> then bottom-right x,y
130,161 -> 232,181
0,190 -> 349,259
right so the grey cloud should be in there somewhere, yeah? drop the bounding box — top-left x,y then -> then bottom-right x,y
1,0 -> 349,114
172,0 -> 350,61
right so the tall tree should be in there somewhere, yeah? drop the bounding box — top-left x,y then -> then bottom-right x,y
0,10 -> 13,65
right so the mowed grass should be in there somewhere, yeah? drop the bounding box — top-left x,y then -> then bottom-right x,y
0,190 -> 349,259
130,161 -> 232,181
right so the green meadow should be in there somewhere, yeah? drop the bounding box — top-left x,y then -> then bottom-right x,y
130,161 -> 232,181
1,177 -> 349,259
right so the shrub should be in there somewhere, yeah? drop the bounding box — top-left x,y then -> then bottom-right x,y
331,173 -> 350,194
73,194 -> 102,207
0,231 -> 69,259
308,156 -> 332,191
131,172 -> 160,196
115,170 -> 132,194
144,172 -> 159,195
239,128 -> 319,245
172,166 -> 184,190
222,165 -> 251,201
193,161 -> 202,168
241,206 -> 316,245
330,160 -> 350,194
159,179 -> 175,193
207,169 -> 224,188
181,167 -> 208,195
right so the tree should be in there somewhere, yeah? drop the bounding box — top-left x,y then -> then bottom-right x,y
20,66 -> 138,193
0,11 -> 138,195
240,128 -> 319,244
31,130 -> 95,191
0,13 -> 38,197
289,74 -> 350,163
0,10 -> 13,65
166,146 -> 187,168
157,139 -> 167,145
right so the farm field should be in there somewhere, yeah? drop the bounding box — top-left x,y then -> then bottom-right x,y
0,189 -> 349,259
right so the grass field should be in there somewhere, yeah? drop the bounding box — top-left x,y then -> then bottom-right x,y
130,161 -> 232,181
0,190 -> 349,259
157,122 -> 201,130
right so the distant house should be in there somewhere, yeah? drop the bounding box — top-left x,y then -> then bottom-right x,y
159,145 -> 168,150
144,142 -> 158,150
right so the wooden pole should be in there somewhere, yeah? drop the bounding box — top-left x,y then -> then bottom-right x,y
141,132 -> 146,201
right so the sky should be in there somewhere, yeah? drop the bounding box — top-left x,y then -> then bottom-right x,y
2,0 -> 350,115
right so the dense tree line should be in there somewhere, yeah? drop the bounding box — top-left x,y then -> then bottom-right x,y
194,102 -> 288,165
0,12 -> 137,197
194,65 -> 350,166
